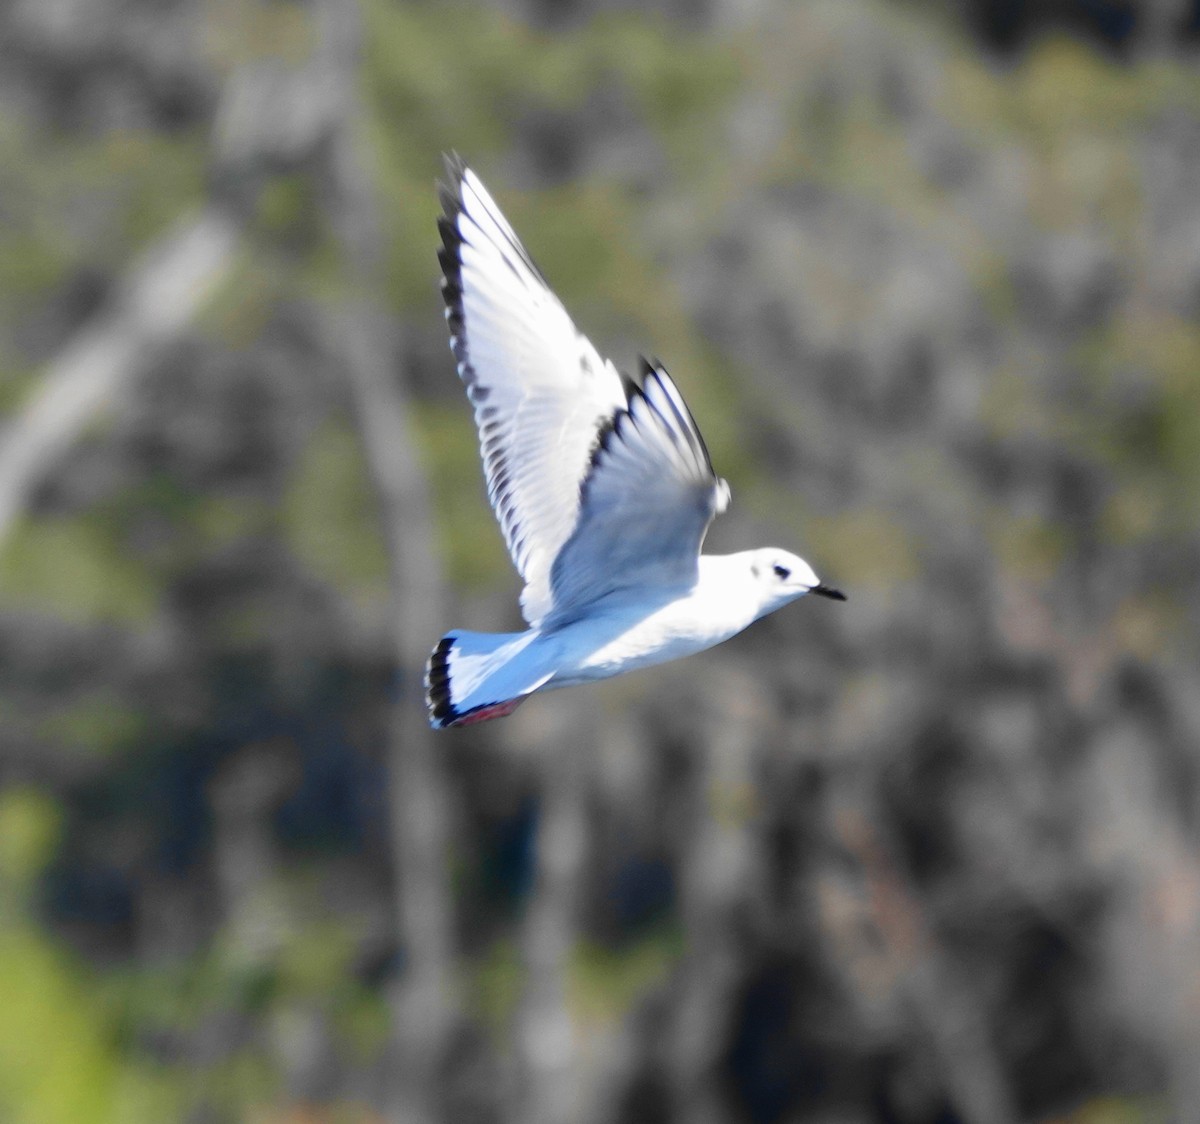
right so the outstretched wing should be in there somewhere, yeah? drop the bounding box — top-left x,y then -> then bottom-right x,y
438,154 -> 628,625
546,359 -> 730,623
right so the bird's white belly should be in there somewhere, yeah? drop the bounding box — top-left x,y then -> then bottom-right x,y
544,587 -> 753,689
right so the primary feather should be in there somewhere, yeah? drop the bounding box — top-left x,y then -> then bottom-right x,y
438,153 -> 629,625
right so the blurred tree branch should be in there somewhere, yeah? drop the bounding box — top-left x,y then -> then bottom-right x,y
667,671 -> 763,1124
0,210 -> 239,548
833,799 -> 1020,1124
516,712 -> 592,1124
314,0 -> 460,1120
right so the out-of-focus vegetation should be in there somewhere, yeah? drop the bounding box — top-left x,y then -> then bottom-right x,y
2,0 -> 1200,1120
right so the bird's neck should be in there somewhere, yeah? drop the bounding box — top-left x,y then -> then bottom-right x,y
694,553 -> 767,633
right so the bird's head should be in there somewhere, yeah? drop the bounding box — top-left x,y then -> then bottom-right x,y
747,548 -> 846,615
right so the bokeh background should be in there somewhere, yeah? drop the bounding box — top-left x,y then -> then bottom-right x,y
3,0 -> 1200,1121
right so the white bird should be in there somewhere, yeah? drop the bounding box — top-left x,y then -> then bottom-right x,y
426,155 -> 844,729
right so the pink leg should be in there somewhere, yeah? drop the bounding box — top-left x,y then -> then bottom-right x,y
450,696 -> 527,727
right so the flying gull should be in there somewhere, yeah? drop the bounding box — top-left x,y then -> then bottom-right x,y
426,155 -> 844,728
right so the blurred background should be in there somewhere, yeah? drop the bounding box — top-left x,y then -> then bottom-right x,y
2,0 -> 1200,1121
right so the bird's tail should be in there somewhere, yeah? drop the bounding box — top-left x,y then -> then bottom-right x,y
425,629 -> 553,729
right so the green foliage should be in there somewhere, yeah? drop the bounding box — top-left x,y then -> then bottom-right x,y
0,511 -> 161,625
567,927 -> 682,1028
0,930 -> 127,1124
989,511 -> 1070,581
194,493 -> 274,548
276,918 -> 358,999
0,789 -> 59,889
0,111 -> 205,340
0,358 -> 38,417
93,130 -> 209,248
283,417 -> 391,606
358,0 -> 750,552
1053,1096 -> 1172,1124
36,690 -> 147,759
203,0 -> 316,70
247,170 -> 346,297
330,985 -> 391,1065
101,909 -> 391,1117
412,402 -> 512,593
948,37 -> 1200,148
256,173 -> 320,242
361,0 -> 741,308
1081,313 -> 1200,531
804,508 -> 919,590
274,917 -> 391,1064
471,939 -> 525,1036
177,1051 -> 277,1121
199,249 -> 293,347
0,793 -> 178,1124
946,40 -> 1154,234
468,928 -> 683,1041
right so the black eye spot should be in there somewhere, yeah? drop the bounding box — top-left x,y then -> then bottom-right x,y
773,564 -> 790,580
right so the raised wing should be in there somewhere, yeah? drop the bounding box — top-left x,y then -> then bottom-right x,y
547,360 -> 730,623
438,154 -> 628,625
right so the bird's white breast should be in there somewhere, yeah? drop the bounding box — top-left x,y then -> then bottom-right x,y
545,556 -> 762,688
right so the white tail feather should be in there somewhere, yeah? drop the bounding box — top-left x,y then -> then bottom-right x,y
425,630 -> 552,728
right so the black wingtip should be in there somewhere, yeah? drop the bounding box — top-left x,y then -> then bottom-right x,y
437,154 -> 467,220
437,159 -> 469,370
634,358 -> 718,479
437,158 -> 466,240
